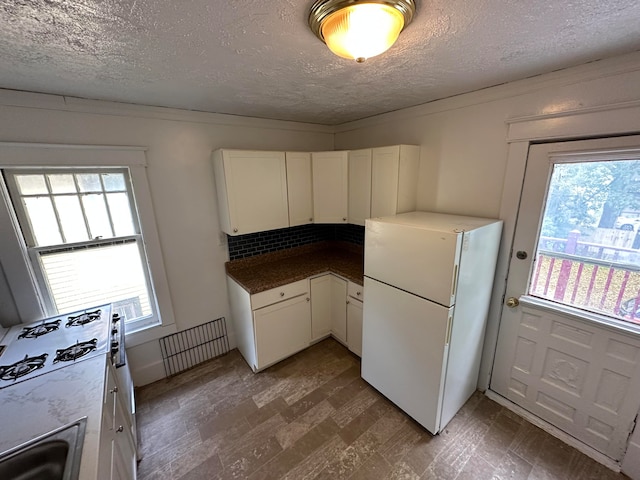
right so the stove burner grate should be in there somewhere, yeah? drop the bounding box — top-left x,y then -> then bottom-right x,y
18,319 -> 61,339
0,353 -> 48,381
66,309 -> 102,328
53,339 -> 98,363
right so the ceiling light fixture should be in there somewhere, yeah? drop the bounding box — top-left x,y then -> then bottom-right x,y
309,0 -> 416,63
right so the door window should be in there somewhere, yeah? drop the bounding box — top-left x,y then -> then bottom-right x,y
530,157 -> 640,324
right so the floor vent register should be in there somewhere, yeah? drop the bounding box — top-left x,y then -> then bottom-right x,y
159,317 -> 229,377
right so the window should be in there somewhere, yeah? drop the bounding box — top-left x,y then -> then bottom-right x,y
0,143 -> 175,342
530,157 -> 640,324
3,168 -> 155,329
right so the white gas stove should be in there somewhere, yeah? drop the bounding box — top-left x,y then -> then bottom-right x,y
0,304 -> 124,389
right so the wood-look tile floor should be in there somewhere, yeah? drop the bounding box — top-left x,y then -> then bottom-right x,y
136,338 -> 628,480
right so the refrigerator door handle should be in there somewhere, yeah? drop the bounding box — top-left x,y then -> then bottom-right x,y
445,315 -> 453,345
451,264 -> 459,299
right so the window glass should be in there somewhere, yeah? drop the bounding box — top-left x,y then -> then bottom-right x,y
40,242 -> 152,316
48,174 -> 77,194
76,173 -> 102,192
530,159 -> 640,324
107,193 -> 135,236
54,196 -> 88,243
16,174 -> 47,195
82,194 -> 113,239
23,197 -> 62,245
102,173 -> 126,192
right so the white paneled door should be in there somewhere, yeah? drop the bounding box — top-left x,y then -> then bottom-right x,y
491,135 -> 640,461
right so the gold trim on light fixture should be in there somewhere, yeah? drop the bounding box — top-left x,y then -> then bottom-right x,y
309,0 -> 416,63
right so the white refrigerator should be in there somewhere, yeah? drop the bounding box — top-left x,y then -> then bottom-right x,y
362,211 -> 502,434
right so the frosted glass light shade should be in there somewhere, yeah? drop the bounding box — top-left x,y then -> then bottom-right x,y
322,4 -> 404,62
309,0 -> 416,63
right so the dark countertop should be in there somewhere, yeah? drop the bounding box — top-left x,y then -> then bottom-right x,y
225,241 -> 364,294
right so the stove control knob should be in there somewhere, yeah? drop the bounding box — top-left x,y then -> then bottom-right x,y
111,341 -> 119,354
111,327 -> 118,335
112,314 -> 120,323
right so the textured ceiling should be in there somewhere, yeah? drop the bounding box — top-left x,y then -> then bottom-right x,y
1,1 -> 640,125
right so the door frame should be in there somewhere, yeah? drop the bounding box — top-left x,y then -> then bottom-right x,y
479,100 -> 640,470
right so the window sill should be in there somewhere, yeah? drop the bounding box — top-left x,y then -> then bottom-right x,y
519,295 -> 640,338
124,320 -> 177,348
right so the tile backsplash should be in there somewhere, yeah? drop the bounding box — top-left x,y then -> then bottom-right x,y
227,224 -> 364,260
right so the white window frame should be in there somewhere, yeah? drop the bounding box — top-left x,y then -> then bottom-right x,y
0,143 -> 176,346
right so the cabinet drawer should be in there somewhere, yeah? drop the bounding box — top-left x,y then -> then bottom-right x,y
251,279 -> 309,310
348,281 -> 364,302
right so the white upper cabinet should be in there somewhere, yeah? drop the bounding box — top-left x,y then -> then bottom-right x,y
312,151 -> 348,224
213,149 -> 289,236
286,152 -> 314,227
371,145 -> 420,218
348,149 -> 372,226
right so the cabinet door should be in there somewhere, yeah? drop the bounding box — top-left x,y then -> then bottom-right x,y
371,146 -> 400,218
113,396 -> 137,480
348,149 -> 372,226
371,145 -> 420,218
254,294 -> 311,369
330,276 -> 347,344
100,362 -> 137,480
213,149 -> 289,235
312,151 -> 348,224
347,298 -> 363,357
286,152 -> 314,226
310,275 -> 332,341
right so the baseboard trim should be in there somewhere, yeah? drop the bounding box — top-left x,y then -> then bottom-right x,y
485,389 -> 621,473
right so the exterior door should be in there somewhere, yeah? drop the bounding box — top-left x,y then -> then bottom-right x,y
491,135 -> 640,461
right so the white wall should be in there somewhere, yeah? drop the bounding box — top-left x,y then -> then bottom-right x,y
2,51 -> 640,390
334,51 -> 640,391
0,92 -> 334,386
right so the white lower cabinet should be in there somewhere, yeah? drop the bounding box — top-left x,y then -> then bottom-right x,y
229,274 -> 364,371
227,277 -> 311,372
310,274 -> 362,351
254,294 -> 311,369
330,276 -> 347,344
99,361 -> 136,480
347,282 -> 364,357
310,274 -> 347,344
310,275 -> 332,341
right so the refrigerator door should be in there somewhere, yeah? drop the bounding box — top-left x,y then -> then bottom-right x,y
365,216 -> 462,306
361,277 -> 452,434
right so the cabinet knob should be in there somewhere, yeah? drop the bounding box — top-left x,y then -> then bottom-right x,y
309,218 -> 313,222
342,217 -> 347,221
110,386 -> 118,394
356,291 -> 361,296
306,297 -> 310,302
280,292 -> 285,297
233,228 -> 238,233
346,300 -> 350,304
116,425 -> 124,433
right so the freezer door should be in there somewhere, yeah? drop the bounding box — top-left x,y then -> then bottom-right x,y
361,277 -> 452,434
365,218 -> 462,306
